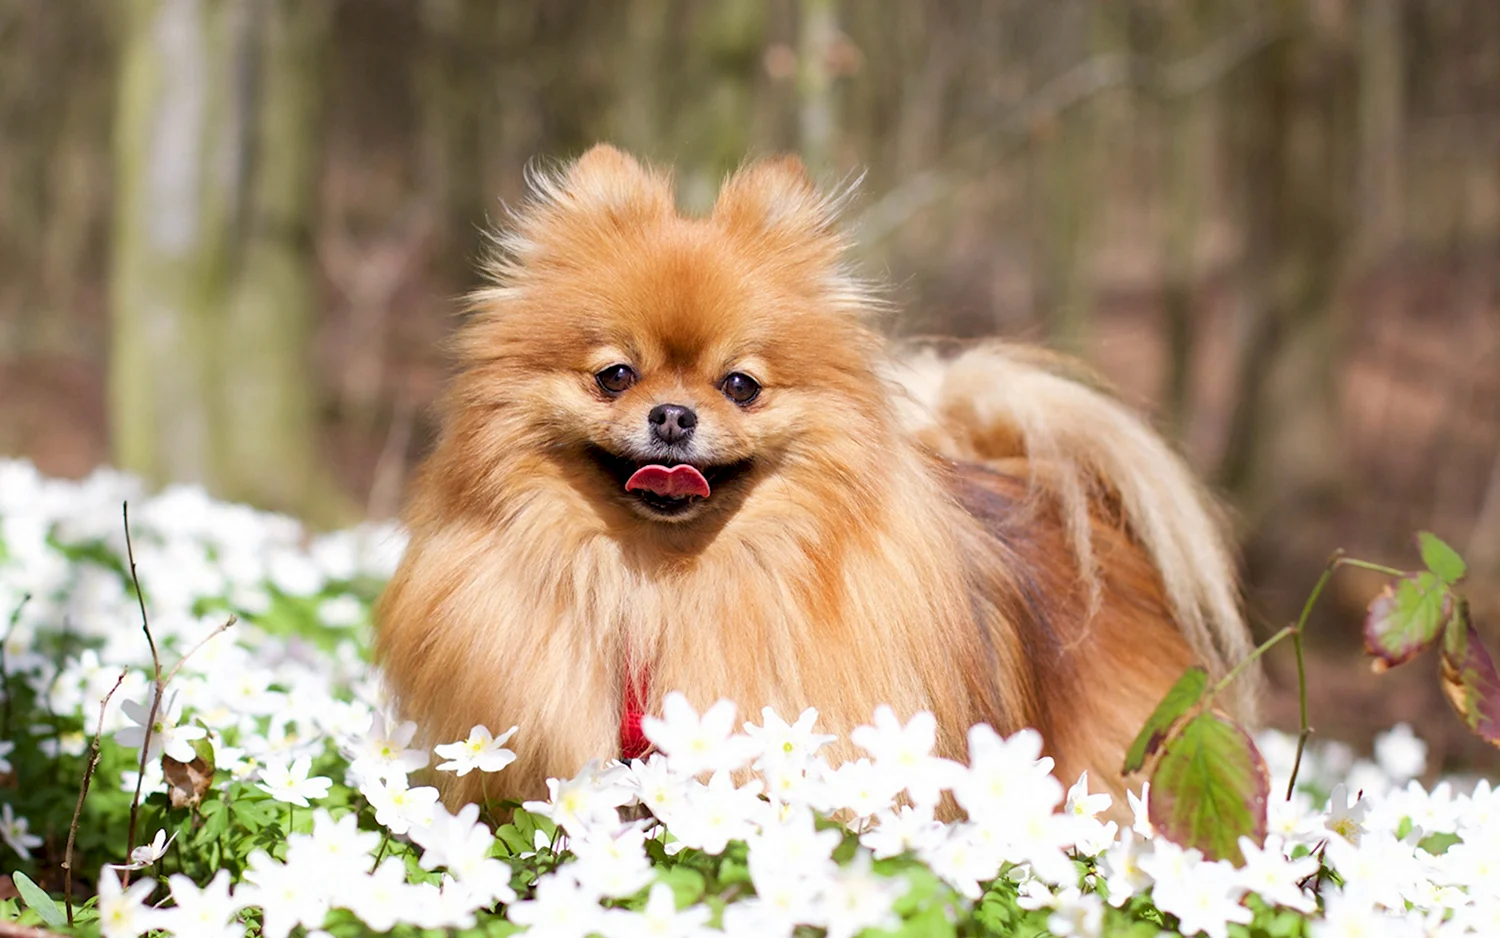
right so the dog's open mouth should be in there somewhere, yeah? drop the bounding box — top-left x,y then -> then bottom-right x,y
589,447 -> 752,517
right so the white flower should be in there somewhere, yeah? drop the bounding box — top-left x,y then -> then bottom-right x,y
1064,772 -> 1113,820
96,865 -> 160,938
360,773 -> 439,835
256,753 -> 333,807
156,870 -> 240,938
407,801 -> 517,903
286,809 -> 381,885
743,705 -> 837,770
952,724 -> 1061,818
821,851 -> 907,938
240,848 -> 331,938
0,802 -> 43,860
821,757 -> 901,819
524,760 -> 634,837
1235,835 -> 1320,913
1324,829 -> 1424,907
641,692 -> 757,776
1324,783 -> 1370,846
1372,723 -> 1427,784
433,723 -> 518,776
111,828 -> 175,871
506,869 -> 605,938
624,753 -> 693,822
1127,782 -> 1155,838
666,770 -> 766,855
1153,856 -> 1251,938
0,739 -> 13,774
923,823 -> 1006,899
1098,829 -> 1152,907
602,881 -> 714,938
340,857 -> 415,932
343,710 -> 430,782
750,806 -> 842,882
571,823 -> 655,899
318,594 -> 365,628
114,689 -> 207,763
860,803 -> 945,860
850,706 -> 962,808
1312,890 -> 1406,938
1047,886 -> 1105,938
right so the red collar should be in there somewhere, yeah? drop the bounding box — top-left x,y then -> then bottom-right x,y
620,653 -> 652,760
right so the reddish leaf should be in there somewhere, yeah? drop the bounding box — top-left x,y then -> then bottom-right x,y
1122,666 -> 1207,775
1439,608 -> 1500,747
1148,711 -> 1268,866
1364,572 -> 1452,670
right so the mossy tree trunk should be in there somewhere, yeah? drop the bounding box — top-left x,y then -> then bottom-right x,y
110,0 -> 335,521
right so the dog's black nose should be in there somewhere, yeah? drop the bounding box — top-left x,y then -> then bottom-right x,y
648,403 -> 697,444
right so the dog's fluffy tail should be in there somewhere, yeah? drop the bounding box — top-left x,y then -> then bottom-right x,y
889,341 -> 1258,721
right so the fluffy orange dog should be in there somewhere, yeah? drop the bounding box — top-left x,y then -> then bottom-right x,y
376,145 -> 1256,809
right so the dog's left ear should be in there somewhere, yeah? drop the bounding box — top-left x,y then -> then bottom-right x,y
713,155 -> 839,243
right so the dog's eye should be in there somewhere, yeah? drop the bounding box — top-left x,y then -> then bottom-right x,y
596,364 -> 638,395
720,372 -> 761,405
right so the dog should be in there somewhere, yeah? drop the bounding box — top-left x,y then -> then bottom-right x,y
375,145 -> 1257,811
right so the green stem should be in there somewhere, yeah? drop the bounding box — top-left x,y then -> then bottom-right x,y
1288,628 -> 1310,801
1335,557 -> 1407,578
1282,553 -> 1349,798
370,829 -> 390,873
1208,624 -> 1297,699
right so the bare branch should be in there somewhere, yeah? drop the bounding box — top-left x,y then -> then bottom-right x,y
121,502 -> 162,884
163,615 -> 238,687
63,668 -> 128,925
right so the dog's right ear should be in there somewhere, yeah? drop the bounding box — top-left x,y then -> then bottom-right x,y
537,144 -> 673,224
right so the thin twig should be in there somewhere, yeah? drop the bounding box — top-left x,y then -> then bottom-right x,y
122,502 -> 164,885
163,615 -> 238,687
1,593 -> 31,738
63,668 -> 128,925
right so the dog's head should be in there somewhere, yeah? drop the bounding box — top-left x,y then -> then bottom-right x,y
452,145 -> 893,528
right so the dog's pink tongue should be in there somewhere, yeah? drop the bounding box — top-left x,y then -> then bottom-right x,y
624,464 -> 711,499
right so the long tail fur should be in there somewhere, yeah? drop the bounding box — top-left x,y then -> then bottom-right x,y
889,340 -> 1260,722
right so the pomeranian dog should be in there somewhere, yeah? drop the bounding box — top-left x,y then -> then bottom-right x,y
376,145 -> 1256,810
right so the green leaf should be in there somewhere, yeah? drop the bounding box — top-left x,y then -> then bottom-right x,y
1122,666 -> 1207,775
654,866 -> 706,906
1439,604 -> 1500,747
1418,532 -> 1467,585
1363,572 -> 1452,670
12,871 -> 67,928
1147,711 -> 1269,865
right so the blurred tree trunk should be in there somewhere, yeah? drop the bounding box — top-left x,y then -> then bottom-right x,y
1357,0 -> 1404,263
110,0 -> 337,522
674,0 -> 765,212
1034,2 -> 1126,357
1158,3 -> 1210,442
1219,2 -> 1355,540
797,0 -> 837,177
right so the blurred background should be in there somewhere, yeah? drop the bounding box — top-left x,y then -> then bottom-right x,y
1,0 -> 1498,766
